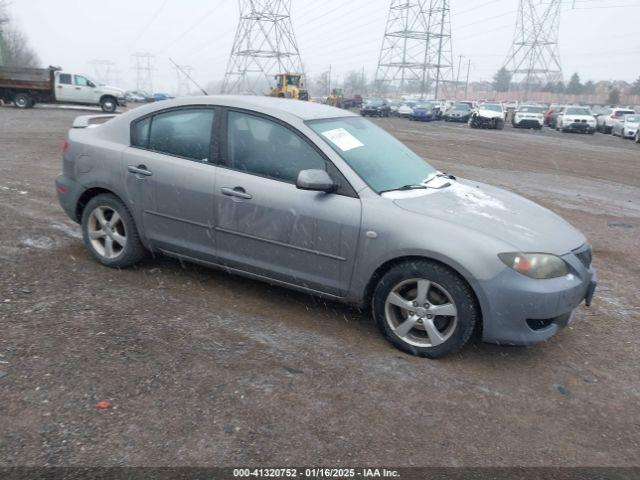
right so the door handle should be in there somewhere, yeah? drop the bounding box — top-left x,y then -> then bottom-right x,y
75,87 -> 81,90
127,165 -> 153,177
221,187 -> 252,200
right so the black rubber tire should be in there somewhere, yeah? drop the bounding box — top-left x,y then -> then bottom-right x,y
14,93 -> 32,109
100,96 -> 118,113
81,193 -> 147,268
372,260 -> 479,358
494,119 -> 504,130
635,131 -> 640,143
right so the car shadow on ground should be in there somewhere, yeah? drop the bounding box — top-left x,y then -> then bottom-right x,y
128,252 -> 546,365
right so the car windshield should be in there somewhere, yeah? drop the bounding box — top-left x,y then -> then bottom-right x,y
367,99 -> 384,106
482,104 -> 503,112
452,105 -> 470,111
415,104 -> 432,109
307,116 -> 437,193
519,106 -> 546,113
565,107 -> 592,115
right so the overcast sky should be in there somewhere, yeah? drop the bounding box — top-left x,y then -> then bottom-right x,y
7,0 -> 640,92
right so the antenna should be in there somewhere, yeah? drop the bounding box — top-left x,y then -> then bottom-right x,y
221,0 -> 304,95
169,58 -> 208,96
503,0 -> 563,92
375,0 -> 454,99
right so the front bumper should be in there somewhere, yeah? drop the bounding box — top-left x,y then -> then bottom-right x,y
480,247 -> 597,345
564,122 -> 595,133
515,119 -> 543,128
55,174 -> 84,223
623,128 -> 637,138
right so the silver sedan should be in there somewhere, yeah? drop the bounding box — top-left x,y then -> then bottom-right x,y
56,96 -> 597,358
612,114 -> 640,139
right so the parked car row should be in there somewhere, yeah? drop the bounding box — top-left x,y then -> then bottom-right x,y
358,98 -> 639,143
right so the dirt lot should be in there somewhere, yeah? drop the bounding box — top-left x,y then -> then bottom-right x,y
0,105 -> 639,467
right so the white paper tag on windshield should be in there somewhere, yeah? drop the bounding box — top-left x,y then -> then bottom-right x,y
321,128 -> 364,152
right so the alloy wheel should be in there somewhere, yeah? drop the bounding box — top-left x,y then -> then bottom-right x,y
87,206 -> 127,259
384,278 -> 458,348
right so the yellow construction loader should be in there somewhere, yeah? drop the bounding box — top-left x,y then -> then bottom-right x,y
272,73 -> 309,101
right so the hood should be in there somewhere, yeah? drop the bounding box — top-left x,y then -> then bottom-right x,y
476,108 -> 503,118
390,179 -> 585,255
99,85 -> 126,95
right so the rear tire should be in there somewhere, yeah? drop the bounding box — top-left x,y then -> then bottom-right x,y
81,194 -> 147,268
372,260 -> 479,358
14,93 -> 32,109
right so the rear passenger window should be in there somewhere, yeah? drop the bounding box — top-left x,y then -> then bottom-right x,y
132,116 -> 151,148
148,108 -> 215,161
58,74 -> 72,85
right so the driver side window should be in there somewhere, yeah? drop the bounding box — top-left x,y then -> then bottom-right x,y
74,75 -> 90,87
225,111 -> 325,184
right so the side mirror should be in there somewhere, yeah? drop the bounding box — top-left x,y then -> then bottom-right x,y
296,169 -> 335,193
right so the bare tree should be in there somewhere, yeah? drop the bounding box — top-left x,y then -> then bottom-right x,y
0,0 -> 40,68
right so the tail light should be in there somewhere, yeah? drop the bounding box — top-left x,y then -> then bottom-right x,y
62,140 -> 69,153
611,114 -> 619,119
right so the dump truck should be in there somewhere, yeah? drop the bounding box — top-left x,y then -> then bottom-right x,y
0,66 -> 126,112
272,73 -> 309,101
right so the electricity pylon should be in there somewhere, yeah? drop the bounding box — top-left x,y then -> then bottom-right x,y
503,0 -> 563,91
90,60 -> 118,86
375,0 -> 454,99
132,52 -> 154,93
221,0 -> 304,95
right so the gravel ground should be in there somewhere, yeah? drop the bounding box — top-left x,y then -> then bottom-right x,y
0,105 -> 639,467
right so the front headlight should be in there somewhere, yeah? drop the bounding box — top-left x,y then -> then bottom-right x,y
498,253 -> 569,279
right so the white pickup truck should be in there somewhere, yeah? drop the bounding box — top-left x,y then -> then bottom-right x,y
0,66 -> 126,113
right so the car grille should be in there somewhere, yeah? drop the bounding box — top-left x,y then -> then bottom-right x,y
573,245 -> 593,269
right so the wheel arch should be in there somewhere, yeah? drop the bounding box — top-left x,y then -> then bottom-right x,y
362,254 -> 486,335
75,187 -> 120,222
99,94 -> 117,103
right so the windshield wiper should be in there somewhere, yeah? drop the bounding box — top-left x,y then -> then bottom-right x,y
380,184 -> 427,194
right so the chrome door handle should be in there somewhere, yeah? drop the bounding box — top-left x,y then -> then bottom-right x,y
221,187 -> 252,200
127,165 -> 153,177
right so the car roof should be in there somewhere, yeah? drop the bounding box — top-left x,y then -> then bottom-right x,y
128,95 -> 357,121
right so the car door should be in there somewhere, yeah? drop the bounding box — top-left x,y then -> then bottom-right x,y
123,106 -> 219,262
214,109 -> 362,296
72,75 -> 97,104
55,73 -> 75,103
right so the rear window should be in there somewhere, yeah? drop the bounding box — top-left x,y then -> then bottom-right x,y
615,110 -> 635,116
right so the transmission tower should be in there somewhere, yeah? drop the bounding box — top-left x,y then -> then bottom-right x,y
503,0 -> 563,91
375,0 -> 454,99
132,52 -> 155,93
221,0 -> 305,95
90,60 -> 118,85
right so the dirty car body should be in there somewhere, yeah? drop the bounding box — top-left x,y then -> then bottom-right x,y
56,96 -> 597,357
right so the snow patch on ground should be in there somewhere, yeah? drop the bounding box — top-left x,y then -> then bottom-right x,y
21,236 -> 58,250
50,221 -> 83,240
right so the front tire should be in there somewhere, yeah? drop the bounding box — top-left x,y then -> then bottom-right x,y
100,97 -> 117,113
372,260 -> 479,358
81,194 -> 146,268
